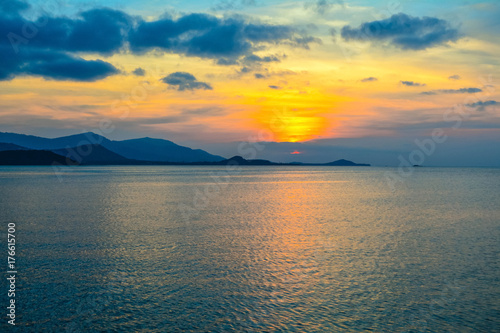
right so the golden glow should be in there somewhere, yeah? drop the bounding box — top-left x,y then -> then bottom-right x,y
272,114 -> 328,142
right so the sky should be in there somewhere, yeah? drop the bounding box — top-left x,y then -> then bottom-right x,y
0,0 -> 499,166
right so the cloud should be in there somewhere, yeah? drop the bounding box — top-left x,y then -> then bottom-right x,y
181,107 -> 228,116
254,73 -> 265,79
0,0 -> 30,16
23,54 -> 119,81
0,45 -> 119,81
448,75 -> 461,80
161,72 -> 213,91
31,8 -> 132,55
211,0 -> 257,11
132,68 -> 145,76
243,24 -> 293,42
116,115 -> 188,125
290,36 -> 322,49
421,87 -> 482,95
188,22 -> 251,58
216,58 -> 239,66
269,85 -> 281,89
341,13 -> 462,50
129,14 -> 317,61
0,2 -> 317,81
400,80 -> 426,87
0,5 -> 125,81
361,77 -> 377,82
243,54 -> 281,63
305,0 -> 344,14
465,100 -> 499,111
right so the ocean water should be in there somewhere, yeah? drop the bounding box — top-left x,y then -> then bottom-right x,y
0,166 -> 499,332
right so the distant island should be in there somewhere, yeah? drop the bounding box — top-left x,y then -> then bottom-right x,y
0,132 -> 370,167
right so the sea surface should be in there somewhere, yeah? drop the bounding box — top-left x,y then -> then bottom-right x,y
0,166 -> 499,332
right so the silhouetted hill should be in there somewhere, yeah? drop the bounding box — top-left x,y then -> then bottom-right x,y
323,159 -> 370,166
0,143 -> 27,151
0,132 -> 105,150
214,156 -> 274,165
52,145 -> 135,165
105,137 -> 225,163
191,156 -> 369,166
0,132 -> 225,163
0,150 -> 77,165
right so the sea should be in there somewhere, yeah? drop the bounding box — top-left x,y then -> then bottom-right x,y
0,166 -> 499,332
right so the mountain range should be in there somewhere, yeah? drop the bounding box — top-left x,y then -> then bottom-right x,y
0,132 -> 224,163
0,132 -> 370,166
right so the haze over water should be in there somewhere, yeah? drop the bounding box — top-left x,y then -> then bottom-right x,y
1,166 -> 499,332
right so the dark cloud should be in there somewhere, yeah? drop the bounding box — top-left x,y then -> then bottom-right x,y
217,58 -> 239,66
0,4 -> 124,81
128,13 -> 218,53
0,45 -> 119,81
129,14 -> 316,61
465,100 -> 499,111
0,2 -> 317,81
188,22 -> 251,58
117,115 -> 187,125
401,80 -> 425,87
466,100 -> 498,107
269,85 -> 281,89
421,87 -> 482,95
243,54 -> 280,63
448,75 -> 461,80
290,36 -> 322,49
0,0 -> 30,16
31,8 -> 132,55
312,0 -> 332,12
24,54 -> 119,81
243,24 -> 292,42
161,72 -> 213,91
361,77 -> 377,82
132,68 -> 145,76
305,0 -> 344,14
254,73 -> 265,79
341,13 -> 461,50
181,107 -> 228,116
211,0 -> 257,11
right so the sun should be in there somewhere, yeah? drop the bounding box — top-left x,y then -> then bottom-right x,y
277,116 -> 328,142
242,85 -> 350,143
264,111 -> 329,142
251,105 -> 331,142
